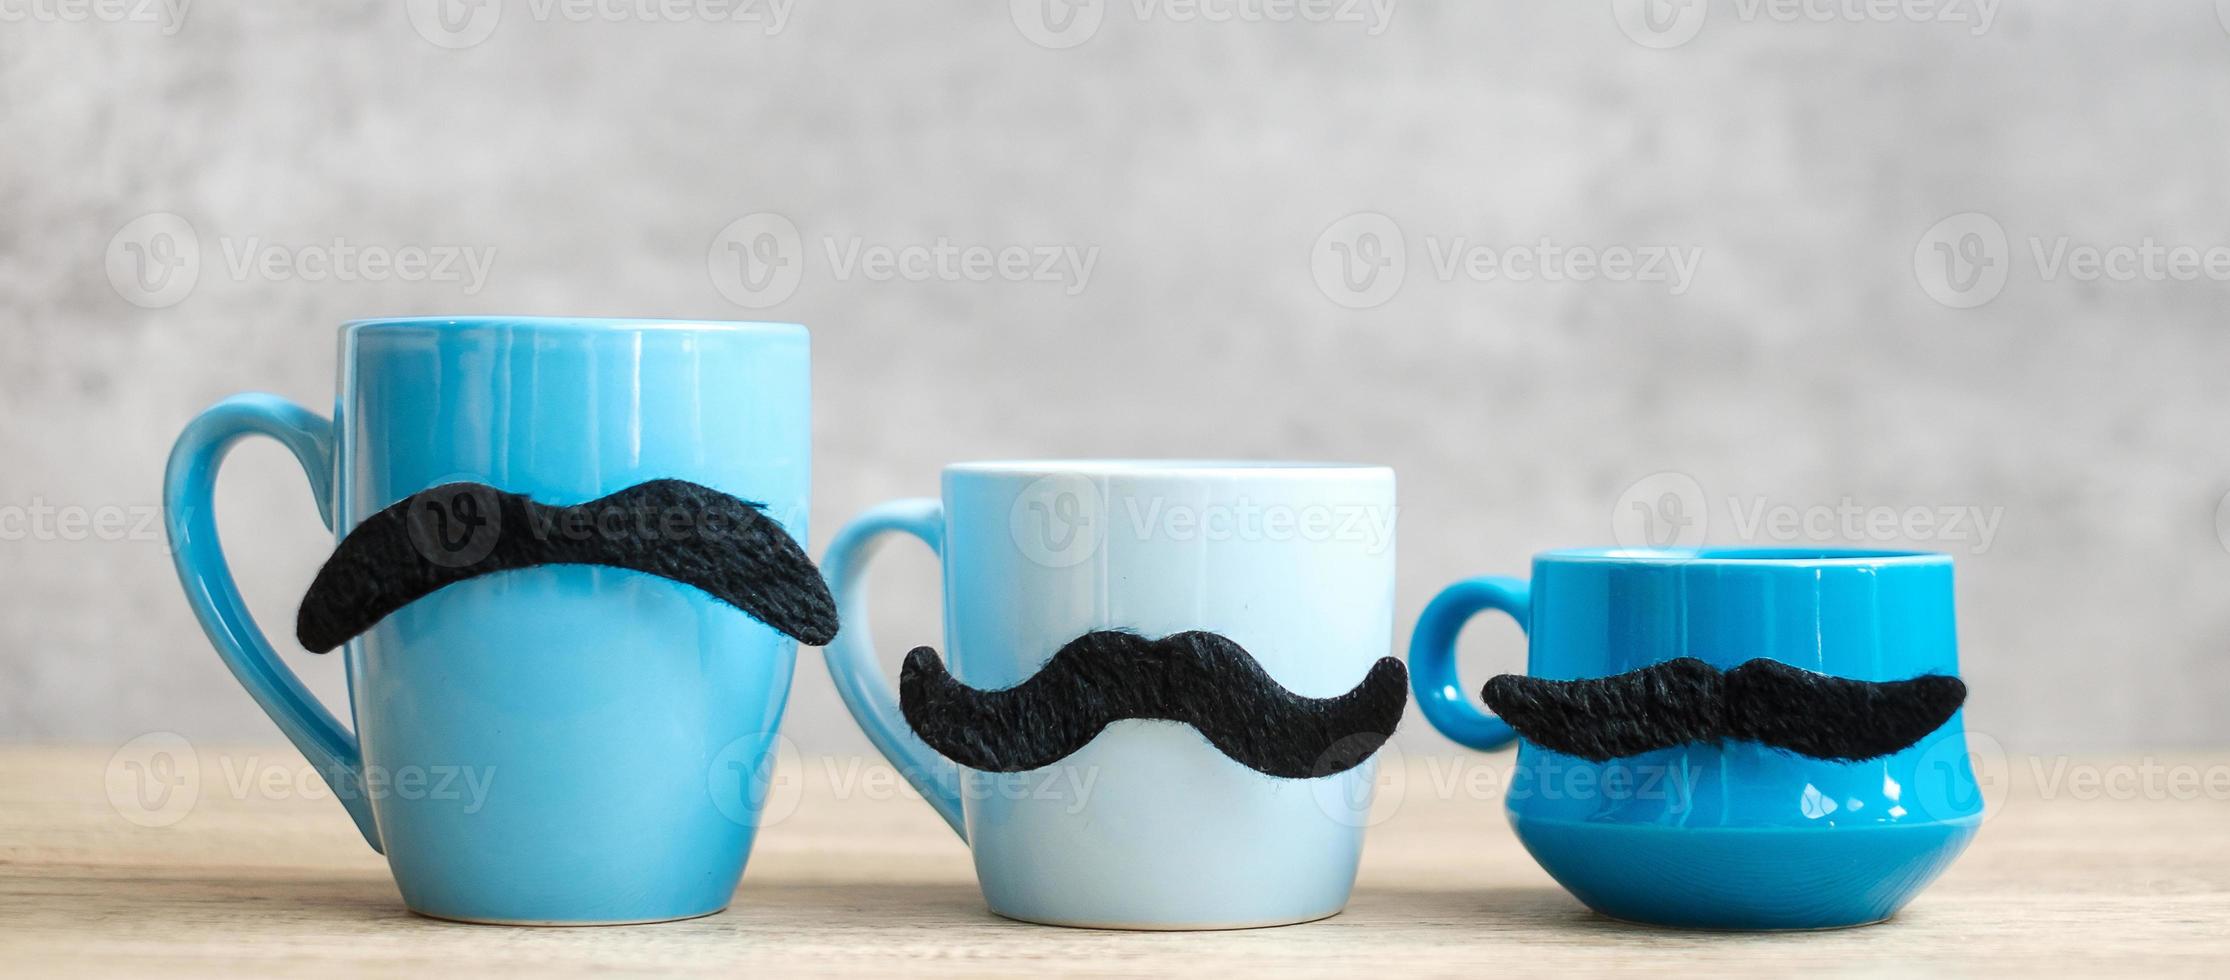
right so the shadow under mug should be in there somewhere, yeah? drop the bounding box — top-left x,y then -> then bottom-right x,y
163,317 -> 809,925
1410,548 -> 1984,930
818,460 -> 1398,929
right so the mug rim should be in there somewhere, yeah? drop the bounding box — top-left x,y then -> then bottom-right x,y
343,316 -> 806,336
943,459 -> 1390,478
1539,546 -> 1951,567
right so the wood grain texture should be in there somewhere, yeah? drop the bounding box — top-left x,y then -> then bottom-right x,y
4,746 -> 2227,977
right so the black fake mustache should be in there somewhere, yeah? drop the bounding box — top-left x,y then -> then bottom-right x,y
1480,657 -> 1966,762
295,479 -> 837,652
899,630 -> 1407,779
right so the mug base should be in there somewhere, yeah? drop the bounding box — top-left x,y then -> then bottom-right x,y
1512,813 -> 1979,931
986,903 -> 1344,932
1593,908 -> 1893,933
407,906 -> 728,928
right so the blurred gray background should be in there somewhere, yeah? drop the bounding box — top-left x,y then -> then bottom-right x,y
4,1 -> 2226,755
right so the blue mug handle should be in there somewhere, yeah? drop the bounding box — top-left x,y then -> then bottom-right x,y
819,498 -> 966,839
163,393 -> 381,852
1408,575 -> 1531,752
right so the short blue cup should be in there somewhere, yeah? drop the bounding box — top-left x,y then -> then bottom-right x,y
1411,548 -> 1983,930
164,317 -> 810,924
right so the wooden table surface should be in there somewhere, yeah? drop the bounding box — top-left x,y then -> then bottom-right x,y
4,744 -> 2227,976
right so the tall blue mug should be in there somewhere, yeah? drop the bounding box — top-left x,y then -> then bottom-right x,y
163,316 -> 810,924
1410,548 -> 1983,929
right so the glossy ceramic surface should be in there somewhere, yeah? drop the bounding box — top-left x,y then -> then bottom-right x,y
1411,548 -> 1983,929
822,461 -> 1398,929
164,316 -> 810,924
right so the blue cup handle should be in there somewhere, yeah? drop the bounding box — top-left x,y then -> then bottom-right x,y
163,393 -> 381,852
819,498 -> 966,839
1409,575 -> 1531,752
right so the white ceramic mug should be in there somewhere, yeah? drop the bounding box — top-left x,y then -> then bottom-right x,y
821,460 -> 1399,929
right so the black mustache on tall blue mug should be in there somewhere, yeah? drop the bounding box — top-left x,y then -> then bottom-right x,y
164,317 -> 823,925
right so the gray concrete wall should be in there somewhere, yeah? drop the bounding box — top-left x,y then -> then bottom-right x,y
4,1 -> 2226,755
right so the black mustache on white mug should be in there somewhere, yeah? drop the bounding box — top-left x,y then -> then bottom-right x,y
900,629 -> 1408,778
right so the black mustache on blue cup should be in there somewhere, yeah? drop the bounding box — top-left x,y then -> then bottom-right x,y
899,629 -> 1408,778
294,479 -> 838,652
1480,657 -> 1967,763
